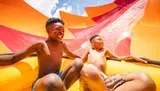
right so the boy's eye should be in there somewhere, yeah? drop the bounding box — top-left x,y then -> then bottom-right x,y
53,28 -> 60,31
57,28 -> 61,30
56,27 -> 64,31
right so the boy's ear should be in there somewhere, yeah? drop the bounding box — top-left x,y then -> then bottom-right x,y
90,42 -> 94,47
91,41 -> 94,45
46,29 -> 50,33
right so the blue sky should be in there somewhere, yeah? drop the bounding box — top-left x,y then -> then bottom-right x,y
24,0 -> 113,18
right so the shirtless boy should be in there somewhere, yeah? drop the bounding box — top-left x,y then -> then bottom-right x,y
0,18 -> 83,91
80,35 -> 156,91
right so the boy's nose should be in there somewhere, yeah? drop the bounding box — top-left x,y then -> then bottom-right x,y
60,31 -> 64,34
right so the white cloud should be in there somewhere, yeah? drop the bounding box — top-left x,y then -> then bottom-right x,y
53,6 -> 73,18
63,3 -> 67,6
82,12 -> 87,16
24,0 -> 59,17
75,3 -> 81,15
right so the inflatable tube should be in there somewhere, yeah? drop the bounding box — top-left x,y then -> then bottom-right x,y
0,56 -> 159,91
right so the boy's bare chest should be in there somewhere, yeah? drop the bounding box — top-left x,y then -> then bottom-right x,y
39,44 -> 64,57
88,50 -> 106,62
37,44 -> 64,67
89,50 -> 105,57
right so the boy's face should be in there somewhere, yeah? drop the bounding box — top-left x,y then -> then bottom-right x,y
46,22 -> 64,41
91,36 -> 104,49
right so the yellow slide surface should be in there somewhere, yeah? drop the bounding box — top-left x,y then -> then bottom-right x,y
0,57 -> 160,91
131,0 -> 160,60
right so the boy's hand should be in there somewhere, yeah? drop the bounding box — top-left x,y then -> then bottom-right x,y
134,57 -> 148,64
120,56 -> 148,64
140,59 -> 148,64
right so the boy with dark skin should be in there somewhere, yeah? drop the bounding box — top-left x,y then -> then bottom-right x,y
80,35 -> 156,91
0,18 -> 83,91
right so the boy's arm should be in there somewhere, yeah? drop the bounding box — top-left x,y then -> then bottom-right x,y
120,56 -> 148,63
81,50 -> 89,63
105,49 -> 121,60
0,43 -> 40,66
63,43 -> 81,59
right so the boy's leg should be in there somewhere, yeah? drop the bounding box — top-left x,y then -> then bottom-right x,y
80,65 -> 156,91
114,73 -> 156,91
61,58 -> 83,89
34,73 -> 66,91
80,64 -> 108,91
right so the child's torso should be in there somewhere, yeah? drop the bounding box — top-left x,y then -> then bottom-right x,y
37,41 -> 64,78
87,49 -> 106,73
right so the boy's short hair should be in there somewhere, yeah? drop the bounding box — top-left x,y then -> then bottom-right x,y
90,35 -> 100,42
45,18 -> 64,28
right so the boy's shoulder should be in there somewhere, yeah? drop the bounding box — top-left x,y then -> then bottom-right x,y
36,41 -> 46,45
31,41 -> 46,49
88,47 -> 93,51
61,40 -> 67,46
104,48 -> 109,52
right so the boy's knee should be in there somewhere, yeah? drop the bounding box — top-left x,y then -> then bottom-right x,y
81,64 -> 97,72
136,73 -> 156,91
138,73 -> 154,82
81,64 -> 100,80
42,73 -> 65,90
74,59 -> 84,71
